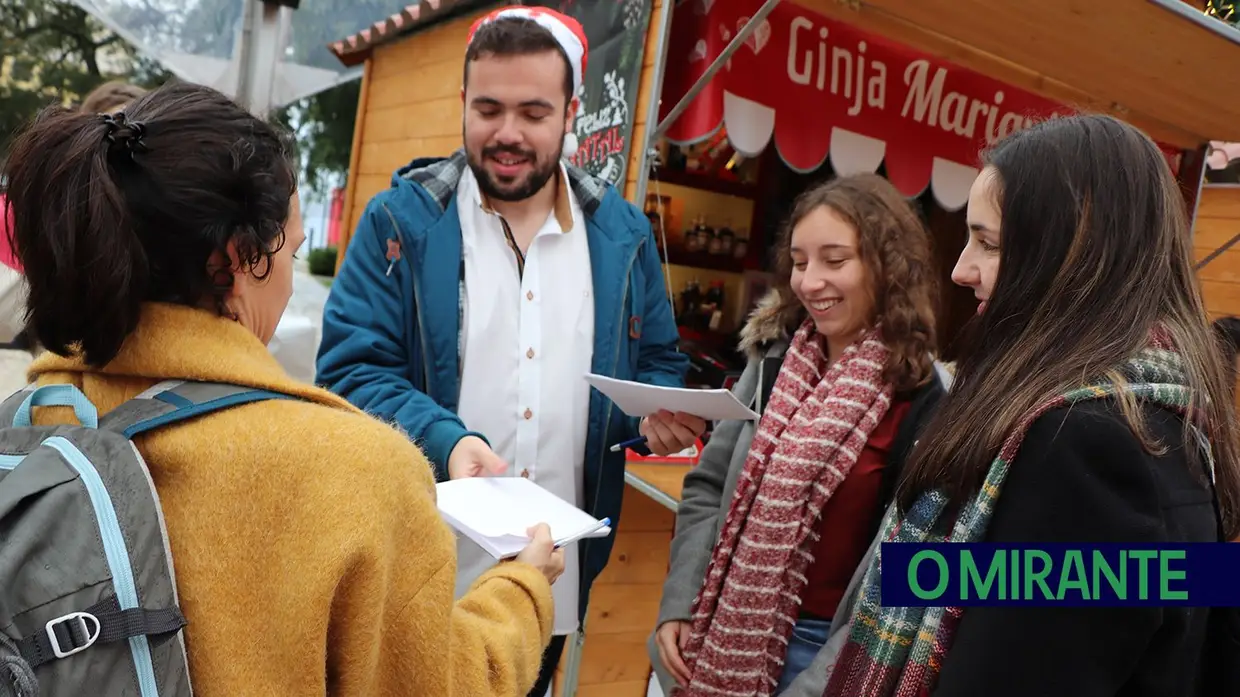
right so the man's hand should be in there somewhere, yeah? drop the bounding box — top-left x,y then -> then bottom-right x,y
448,435 -> 507,479
640,410 -> 707,456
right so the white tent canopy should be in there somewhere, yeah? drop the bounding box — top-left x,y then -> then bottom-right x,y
68,0 -> 375,110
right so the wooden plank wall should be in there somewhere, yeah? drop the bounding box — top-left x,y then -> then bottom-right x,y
622,0 -> 666,203
555,488 -> 676,697
336,11 -> 487,258
1194,185 -> 1240,410
1195,186 -> 1240,320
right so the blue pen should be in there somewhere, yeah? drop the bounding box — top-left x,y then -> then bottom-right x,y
609,435 -> 648,453
555,518 -> 612,549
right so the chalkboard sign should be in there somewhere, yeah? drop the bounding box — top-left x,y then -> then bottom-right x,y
531,0 -> 653,187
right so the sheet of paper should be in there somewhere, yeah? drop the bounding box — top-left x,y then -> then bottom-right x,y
585,374 -> 760,421
436,477 -> 611,559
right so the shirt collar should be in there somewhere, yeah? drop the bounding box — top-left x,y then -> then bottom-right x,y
469,163 -> 575,233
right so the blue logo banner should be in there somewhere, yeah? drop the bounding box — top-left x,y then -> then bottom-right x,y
880,543 -> 1240,607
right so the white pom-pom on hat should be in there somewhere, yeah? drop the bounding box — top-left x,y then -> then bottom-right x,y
562,132 -> 579,159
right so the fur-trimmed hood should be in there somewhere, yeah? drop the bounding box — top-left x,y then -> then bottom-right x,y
737,289 -> 801,360
736,288 -> 957,390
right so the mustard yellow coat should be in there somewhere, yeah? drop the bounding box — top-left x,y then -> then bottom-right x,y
28,303 -> 554,696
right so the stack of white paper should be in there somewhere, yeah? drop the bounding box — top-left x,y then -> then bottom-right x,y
585,374 -> 760,421
435,477 -> 612,559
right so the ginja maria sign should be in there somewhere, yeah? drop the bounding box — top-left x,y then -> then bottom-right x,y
660,0 -> 1180,208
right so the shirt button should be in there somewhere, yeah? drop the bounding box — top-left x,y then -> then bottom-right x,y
526,290 -> 534,301
524,408 -> 533,420
520,469 -> 530,478
527,347 -> 535,359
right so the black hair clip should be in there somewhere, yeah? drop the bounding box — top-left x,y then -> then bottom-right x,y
101,111 -> 149,158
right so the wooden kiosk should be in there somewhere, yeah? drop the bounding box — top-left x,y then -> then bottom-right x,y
328,1 -> 1240,694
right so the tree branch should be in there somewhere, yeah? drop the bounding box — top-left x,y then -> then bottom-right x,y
94,34 -> 126,51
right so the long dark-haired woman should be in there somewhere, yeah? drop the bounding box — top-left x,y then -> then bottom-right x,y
801,115 -> 1240,697
648,173 -> 946,697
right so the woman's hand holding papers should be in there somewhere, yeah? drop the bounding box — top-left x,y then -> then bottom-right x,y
514,523 -> 565,585
640,410 -> 707,456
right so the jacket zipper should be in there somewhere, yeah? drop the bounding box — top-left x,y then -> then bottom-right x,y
755,358 -> 765,415
381,203 -> 431,393
584,236 -> 644,533
573,235 -> 642,631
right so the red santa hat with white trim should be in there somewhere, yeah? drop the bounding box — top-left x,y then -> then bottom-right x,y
466,5 -> 588,158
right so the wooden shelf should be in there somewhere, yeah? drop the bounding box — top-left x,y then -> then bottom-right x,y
664,247 -> 747,273
652,166 -> 757,199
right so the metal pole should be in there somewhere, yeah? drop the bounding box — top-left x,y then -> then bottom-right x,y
633,0 -> 676,205
650,0 -> 783,141
559,616 -> 587,697
1180,144 -> 1208,239
233,0 -> 292,118
233,0 -> 257,112
1195,230 -> 1240,272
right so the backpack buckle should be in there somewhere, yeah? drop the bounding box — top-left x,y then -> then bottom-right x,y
45,611 -> 101,659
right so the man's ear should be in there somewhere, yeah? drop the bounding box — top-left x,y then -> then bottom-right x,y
565,96 -> 579,133
460,85 -> 466,104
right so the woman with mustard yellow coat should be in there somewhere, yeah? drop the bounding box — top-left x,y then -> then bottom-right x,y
2,80 -> 563,697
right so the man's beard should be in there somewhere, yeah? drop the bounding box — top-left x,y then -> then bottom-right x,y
465,136 -> 563,203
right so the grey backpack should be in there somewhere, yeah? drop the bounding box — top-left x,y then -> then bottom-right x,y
0,380 -> 295,697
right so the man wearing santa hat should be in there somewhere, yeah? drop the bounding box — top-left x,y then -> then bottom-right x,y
317,7 -> 705,694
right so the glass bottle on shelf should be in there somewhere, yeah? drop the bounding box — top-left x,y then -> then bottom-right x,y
702,217 -> 717,255
716,220 -> 735,256
706,281 -> 726,330
686,216 -> 704,252
678,277 -> 702,325
733,227 -> 750,259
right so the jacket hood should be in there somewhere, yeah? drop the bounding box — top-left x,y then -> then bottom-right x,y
392,156 -> 448,186
389,149 -> 612,220
739,288 -> 957,391
738,289 -> 801,360
29,302 -> 358,413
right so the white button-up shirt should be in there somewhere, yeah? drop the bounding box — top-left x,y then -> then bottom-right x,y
453,165 -> 595,635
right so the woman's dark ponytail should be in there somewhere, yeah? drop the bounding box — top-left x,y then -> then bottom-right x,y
2,82 -> 297,367
4,107 -> 149,365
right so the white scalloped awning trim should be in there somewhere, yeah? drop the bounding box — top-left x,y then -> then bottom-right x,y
714,90 -> 979,211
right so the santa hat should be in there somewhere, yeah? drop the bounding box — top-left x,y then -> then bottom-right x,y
467,6 -> 589,98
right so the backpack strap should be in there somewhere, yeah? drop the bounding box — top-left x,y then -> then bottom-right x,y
99,380 -> 300,438
12,595 -> 187,670
0,384 -> 35,429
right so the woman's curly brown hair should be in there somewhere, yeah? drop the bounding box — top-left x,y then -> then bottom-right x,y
771,173 -> 939,391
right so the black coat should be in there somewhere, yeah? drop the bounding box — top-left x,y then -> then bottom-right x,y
933,400 -> 1221,697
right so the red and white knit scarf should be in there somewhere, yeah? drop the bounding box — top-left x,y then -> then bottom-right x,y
677,320 -> 894,697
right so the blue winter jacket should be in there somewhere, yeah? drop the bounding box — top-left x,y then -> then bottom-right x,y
316,150 -> 689,621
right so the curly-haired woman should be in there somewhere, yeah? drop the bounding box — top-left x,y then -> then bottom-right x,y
648,173 -> 947,697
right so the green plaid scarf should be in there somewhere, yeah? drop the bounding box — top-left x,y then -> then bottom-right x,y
823,336 -> 1203,697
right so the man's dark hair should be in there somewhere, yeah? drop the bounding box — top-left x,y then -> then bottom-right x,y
463,16 -> 575,105
3,81 -> 297,367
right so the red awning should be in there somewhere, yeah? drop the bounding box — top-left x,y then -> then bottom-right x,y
660,0 -> 1181,210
